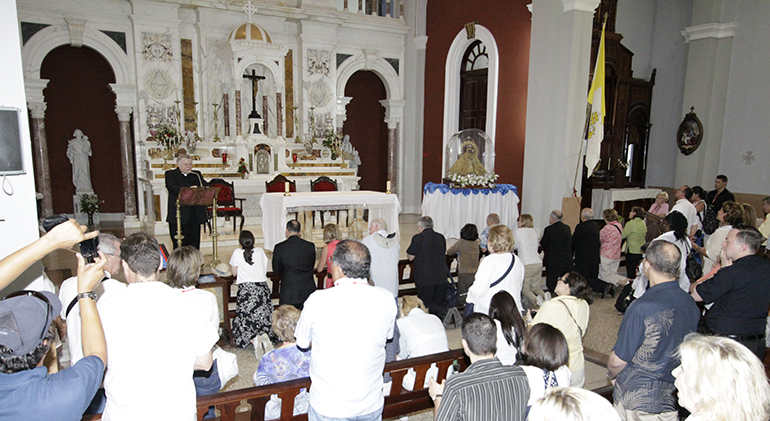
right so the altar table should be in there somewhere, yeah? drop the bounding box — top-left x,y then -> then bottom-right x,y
421,183 -> 519,240
591,188 -> 660,214
260,191 -> 401,250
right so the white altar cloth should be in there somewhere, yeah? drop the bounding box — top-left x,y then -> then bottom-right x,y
260,191 -> 401,250
421,183 -> 520,240
591,188 -> 660,213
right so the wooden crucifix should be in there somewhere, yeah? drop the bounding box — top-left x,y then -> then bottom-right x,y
243,69 -> 266,119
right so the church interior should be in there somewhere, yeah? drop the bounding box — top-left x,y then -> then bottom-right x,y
2,0 -> 770,418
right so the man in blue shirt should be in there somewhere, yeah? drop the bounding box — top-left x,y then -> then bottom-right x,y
608,240 -> 699,421
0,220 -> 108,421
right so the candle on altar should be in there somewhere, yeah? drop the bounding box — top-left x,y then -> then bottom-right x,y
386,181 -> 391,192
284,182 -> 289,193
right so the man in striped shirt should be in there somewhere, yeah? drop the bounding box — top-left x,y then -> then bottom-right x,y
428,313 -> 529,421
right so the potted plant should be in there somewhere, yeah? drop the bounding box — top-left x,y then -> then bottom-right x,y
79,194 -> 104,227
237,158 -> 249,179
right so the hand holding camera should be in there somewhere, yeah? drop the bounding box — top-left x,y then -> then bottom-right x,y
42,214 -> 99,262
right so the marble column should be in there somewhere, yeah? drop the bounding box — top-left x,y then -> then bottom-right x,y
521,0 -> 600,232
379,99 -> 405,194
277,93 -> 283,138
336,96 -> 353,134
235,90 -> 242,136
115,106 -> 138,219
28,102 -> 53,218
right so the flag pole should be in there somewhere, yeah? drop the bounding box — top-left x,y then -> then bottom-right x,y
574,14 -> 608,198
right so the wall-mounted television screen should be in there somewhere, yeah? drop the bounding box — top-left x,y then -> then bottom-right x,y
0,107 -> 25,176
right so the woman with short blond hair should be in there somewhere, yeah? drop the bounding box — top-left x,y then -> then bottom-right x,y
467,224 -> 525,314
673,334 -> 770,421
598,209 -> 630,292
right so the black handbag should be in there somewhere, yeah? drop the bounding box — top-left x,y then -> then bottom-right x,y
685,242 -> 703,281
445,267 -> 459,308
701,206 -> 719,235
614,283 -> 636,313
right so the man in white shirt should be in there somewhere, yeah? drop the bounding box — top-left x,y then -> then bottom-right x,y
360,218 -> 400,298
59,233 -> 126,365
670,185 -> 698,237
99,233 -> 218,421
295,240 -> 397,421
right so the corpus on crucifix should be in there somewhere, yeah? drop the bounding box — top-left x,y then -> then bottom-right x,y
243,69 -> 266,119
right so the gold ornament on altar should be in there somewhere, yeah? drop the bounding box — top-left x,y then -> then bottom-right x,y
447,138 -> 487,177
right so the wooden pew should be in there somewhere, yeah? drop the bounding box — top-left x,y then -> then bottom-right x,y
82,349 -> 469,421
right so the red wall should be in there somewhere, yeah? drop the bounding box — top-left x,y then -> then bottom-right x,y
40,46 -> 124,214
343,71 -> 389,192
423,1 -> 531,193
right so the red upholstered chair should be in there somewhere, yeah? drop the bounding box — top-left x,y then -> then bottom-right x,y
207,178 -> 245,232
310,176 -> 337,192
265,174 -> 296,193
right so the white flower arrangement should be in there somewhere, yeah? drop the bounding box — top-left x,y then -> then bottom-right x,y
449,172 -> 499,188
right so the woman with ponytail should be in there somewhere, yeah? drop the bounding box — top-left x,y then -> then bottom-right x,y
229,230 -> 277,347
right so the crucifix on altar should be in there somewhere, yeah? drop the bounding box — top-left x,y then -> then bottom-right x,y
243,69 -> 266,134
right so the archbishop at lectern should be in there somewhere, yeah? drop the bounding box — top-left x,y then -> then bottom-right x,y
166,153 -> 208,249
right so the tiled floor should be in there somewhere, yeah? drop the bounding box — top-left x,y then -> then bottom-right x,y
47,214 -> 618,419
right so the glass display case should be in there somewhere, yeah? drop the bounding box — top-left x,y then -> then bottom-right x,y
443,129 -> 495,185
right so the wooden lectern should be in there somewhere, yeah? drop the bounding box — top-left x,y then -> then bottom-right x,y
176,186 -> 221,264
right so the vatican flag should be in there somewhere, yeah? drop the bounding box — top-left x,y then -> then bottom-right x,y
585,22 -> 606,174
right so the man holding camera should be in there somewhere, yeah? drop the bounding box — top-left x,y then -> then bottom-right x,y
0,220 -> 108,420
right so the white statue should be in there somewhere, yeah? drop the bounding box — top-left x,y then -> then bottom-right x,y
341,134 -> 361,169
67,129 -> 93,192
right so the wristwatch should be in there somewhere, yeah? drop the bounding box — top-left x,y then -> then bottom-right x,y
76,291 -> 97,301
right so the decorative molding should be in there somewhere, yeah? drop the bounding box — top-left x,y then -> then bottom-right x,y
24,78 -> 49,103
142,32 -> 173,61
110,84 -> 137,107
307,49 -> 331,76
27,102 -> 47,119
65,18 -> 87,47
144,70 -> 173,100
414,35 -> 428,50
115,106 -> 133,122
362,49 -> 380,70
562,0 -> 600,13
380,99 -> 406,129
681,22 -> 737,43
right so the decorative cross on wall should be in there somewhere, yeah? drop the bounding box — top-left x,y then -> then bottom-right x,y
242,1 -> 257,22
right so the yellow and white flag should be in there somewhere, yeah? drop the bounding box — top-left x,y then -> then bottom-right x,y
585,22 -> 606,174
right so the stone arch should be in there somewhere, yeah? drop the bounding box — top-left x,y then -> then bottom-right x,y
442,25 -> 499,175
336,56 -> 401,101
22,25 -> 133,85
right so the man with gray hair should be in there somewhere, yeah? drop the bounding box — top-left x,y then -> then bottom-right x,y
407,216 -> 448,317
540,210 -> 573,293
165,153 -> 208,249
608,240 -> 699,420
295,240 -> 397,420
361,218 -> 400,297
59,233 -> 127,365
480,213 -> 500,253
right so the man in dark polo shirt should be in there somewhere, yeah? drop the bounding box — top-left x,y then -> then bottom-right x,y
693,225 -> 770,360
407,216 -> 448,318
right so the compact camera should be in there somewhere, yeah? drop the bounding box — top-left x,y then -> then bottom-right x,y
42,214 -> 100,263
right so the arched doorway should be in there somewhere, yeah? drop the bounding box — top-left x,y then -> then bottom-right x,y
40,45 -> 123,215
343,71 -> 388,192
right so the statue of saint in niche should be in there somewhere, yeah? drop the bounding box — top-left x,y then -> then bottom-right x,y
67,129 -> 93,192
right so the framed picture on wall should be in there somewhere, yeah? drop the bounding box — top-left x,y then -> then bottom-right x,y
676,107 -> 703,156
0,107 -> 25,175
